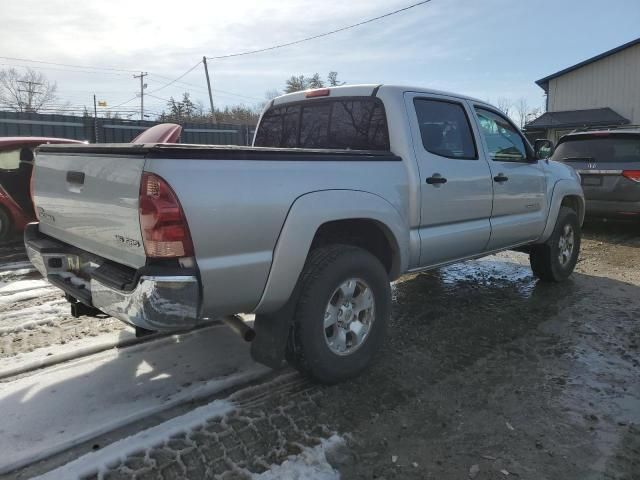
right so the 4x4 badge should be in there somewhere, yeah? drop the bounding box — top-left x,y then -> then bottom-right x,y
114,234 -> 141,248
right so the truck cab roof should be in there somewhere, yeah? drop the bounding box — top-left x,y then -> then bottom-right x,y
271,84 -> 487,107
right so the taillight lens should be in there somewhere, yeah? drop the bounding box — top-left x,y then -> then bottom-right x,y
139,172 -> 194,258
30,171 -> 37,218
305,88 -> 330,98
622,170 -> 640,183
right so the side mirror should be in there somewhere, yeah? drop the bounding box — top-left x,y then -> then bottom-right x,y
534,138 -> 554,160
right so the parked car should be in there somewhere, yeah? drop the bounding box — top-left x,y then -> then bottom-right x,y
0,125 -> 183,242
0,137 -> 83,241
551,129 -> 640,218
25,85 -> 584,383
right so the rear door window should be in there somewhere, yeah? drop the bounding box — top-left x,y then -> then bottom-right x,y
414,98 -> 477,159
255,97 -> 390,150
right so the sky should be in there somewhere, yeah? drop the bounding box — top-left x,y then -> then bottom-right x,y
1,0 -> 639,119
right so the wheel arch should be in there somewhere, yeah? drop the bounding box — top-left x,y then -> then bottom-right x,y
539,180 -> 585,243
253,190 -> 409,314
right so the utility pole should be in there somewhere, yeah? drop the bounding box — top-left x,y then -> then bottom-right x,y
17,80 -> 42,112
202,57 -> 217,123
93,94 -> 99,143
133,72 -> 148,120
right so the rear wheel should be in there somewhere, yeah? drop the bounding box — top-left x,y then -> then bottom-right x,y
287,245 -> 391,384
0,207 -> 12,242
530,206 -> 581,282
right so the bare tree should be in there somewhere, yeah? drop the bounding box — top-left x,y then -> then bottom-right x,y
496,97 -> 512,117
514,97 -> 529,128
0,68 -> 58,112
264,89 -> 280,101
513,97 -> 544,128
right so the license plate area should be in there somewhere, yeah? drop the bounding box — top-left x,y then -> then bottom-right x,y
581,175 -> 603,187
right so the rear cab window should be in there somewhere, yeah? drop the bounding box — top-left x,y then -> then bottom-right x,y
254,97 -> 390,151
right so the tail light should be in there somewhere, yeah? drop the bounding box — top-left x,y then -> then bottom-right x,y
30,170 -> 37,218
622,170 -> 640,183
305,88 -> 330,98
139,172 -> 194,258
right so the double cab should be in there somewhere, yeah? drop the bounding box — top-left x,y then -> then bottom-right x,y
26,85 -> 584,383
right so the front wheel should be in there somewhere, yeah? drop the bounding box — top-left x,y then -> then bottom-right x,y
530,206 -> 581,282
287,245 -> 391,384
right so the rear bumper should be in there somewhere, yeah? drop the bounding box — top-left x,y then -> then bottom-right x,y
585,199 -> 640,218
24,223 -> 201,331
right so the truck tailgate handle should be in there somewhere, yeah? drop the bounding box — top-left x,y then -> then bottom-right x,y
66,171 -> 85,185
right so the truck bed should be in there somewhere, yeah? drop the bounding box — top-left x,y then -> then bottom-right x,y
33,142 -> 405,316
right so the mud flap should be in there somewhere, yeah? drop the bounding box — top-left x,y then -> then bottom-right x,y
250,311 -> 292,369
250,287 -> 300,370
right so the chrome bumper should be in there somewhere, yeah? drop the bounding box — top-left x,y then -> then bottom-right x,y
25,223 -> 201,331
90,275 -> 200,331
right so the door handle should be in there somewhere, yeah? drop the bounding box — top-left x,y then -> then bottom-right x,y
493,173 -> 508,183
426,175 -> 447,185
66,171 -> 85,185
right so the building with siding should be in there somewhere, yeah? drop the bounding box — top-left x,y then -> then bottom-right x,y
525,37 -> 640,142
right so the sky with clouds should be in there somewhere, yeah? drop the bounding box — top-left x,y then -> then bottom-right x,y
1,0 -> 639,118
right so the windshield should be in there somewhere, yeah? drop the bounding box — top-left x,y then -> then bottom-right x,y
552,135 -> 640,163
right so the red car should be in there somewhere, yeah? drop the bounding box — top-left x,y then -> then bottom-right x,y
0,125 -> 182,241
0,137 -> 84,240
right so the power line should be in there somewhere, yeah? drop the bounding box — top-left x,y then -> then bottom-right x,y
0,56 -> 139,73
105,95 -> 138,110
147,74 -> 262,101
146,61 -> 202,94
0,62 -> 130,77
206,0 -> 432,60
146,93 -> 172,103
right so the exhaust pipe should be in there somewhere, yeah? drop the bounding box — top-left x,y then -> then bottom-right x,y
222,314 -> 256,342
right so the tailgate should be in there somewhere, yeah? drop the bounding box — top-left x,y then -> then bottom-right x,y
33,145 -> 147,268
563,159 -> 640,202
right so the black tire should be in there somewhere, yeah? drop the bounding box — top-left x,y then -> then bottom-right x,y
287,245 -> 391,384
0,207 -> 12,242
530,206 -> 581,282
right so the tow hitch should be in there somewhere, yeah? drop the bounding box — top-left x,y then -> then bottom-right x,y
66,294 -> 104,318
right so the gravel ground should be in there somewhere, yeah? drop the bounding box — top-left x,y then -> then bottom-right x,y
2,220 -> 640,479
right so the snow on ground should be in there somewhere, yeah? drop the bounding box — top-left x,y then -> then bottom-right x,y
0,325 -> 137,379
33,399 -> 235,480
253,435 -> 344,480
0,286 -> 56,306
33,385 -> 343,480
0,278 -> 49,294
0,298 -> 67,334
0,261 -> 33,273
0,324 -> 269,474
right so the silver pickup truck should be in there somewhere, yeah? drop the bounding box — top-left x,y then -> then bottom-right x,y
26,84 -> 584,383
